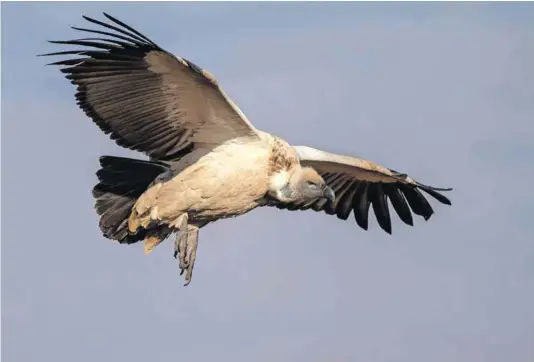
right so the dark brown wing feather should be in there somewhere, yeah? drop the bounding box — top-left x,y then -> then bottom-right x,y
273,172 -> 451,234
271,146 -> 452,235
39,13 -> 259,161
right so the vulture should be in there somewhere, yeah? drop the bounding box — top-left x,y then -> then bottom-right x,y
40,13 -> 452,285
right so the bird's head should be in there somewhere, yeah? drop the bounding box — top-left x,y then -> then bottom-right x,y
270,166 -> 335,204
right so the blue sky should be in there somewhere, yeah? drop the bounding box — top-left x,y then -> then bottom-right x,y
2,2 -> 534,362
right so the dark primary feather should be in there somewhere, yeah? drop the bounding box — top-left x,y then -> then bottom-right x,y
272,172 -> 451,235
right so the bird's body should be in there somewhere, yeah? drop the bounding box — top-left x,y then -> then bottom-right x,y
130,134 -> 295,227
41,13 -> 453,285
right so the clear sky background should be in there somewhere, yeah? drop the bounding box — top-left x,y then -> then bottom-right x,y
2,2 -> 534,362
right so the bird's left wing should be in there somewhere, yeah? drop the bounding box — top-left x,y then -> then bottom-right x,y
271,146 -> 452,234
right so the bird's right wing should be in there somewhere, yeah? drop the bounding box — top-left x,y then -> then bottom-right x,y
271,146 -> 452,234
40,13 -> 261,161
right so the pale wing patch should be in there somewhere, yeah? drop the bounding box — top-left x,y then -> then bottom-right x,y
295,146 -> 403,184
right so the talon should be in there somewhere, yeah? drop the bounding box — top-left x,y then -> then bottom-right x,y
183,264 -> 195,286
183,274 -> 192,286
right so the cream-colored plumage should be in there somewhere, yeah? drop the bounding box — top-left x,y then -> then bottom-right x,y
130,137 -> 287,228
42,13 -> 452,285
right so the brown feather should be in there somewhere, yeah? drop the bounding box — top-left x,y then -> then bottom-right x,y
270,146 -> 452,235
41,13 -> 260,162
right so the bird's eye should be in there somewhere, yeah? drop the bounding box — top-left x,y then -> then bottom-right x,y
306,181 -> 316,187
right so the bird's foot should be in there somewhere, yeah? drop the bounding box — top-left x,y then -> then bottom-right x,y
173,225 -> 199,286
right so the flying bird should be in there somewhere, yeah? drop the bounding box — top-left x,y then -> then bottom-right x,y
40,13 -> 452,285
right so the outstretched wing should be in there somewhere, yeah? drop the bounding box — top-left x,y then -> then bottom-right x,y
273,146 -> 452,234
39,12 -> 260,161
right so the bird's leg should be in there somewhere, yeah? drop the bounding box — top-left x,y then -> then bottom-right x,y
183,225 -> 199,286
170,214 -> 200,285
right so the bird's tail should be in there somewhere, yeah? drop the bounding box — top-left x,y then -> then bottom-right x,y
92,156 -> 172,246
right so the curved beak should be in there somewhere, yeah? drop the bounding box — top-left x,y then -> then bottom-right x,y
322,185 -> 335,203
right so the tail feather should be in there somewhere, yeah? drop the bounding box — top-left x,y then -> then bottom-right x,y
92,155 -> 172,244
